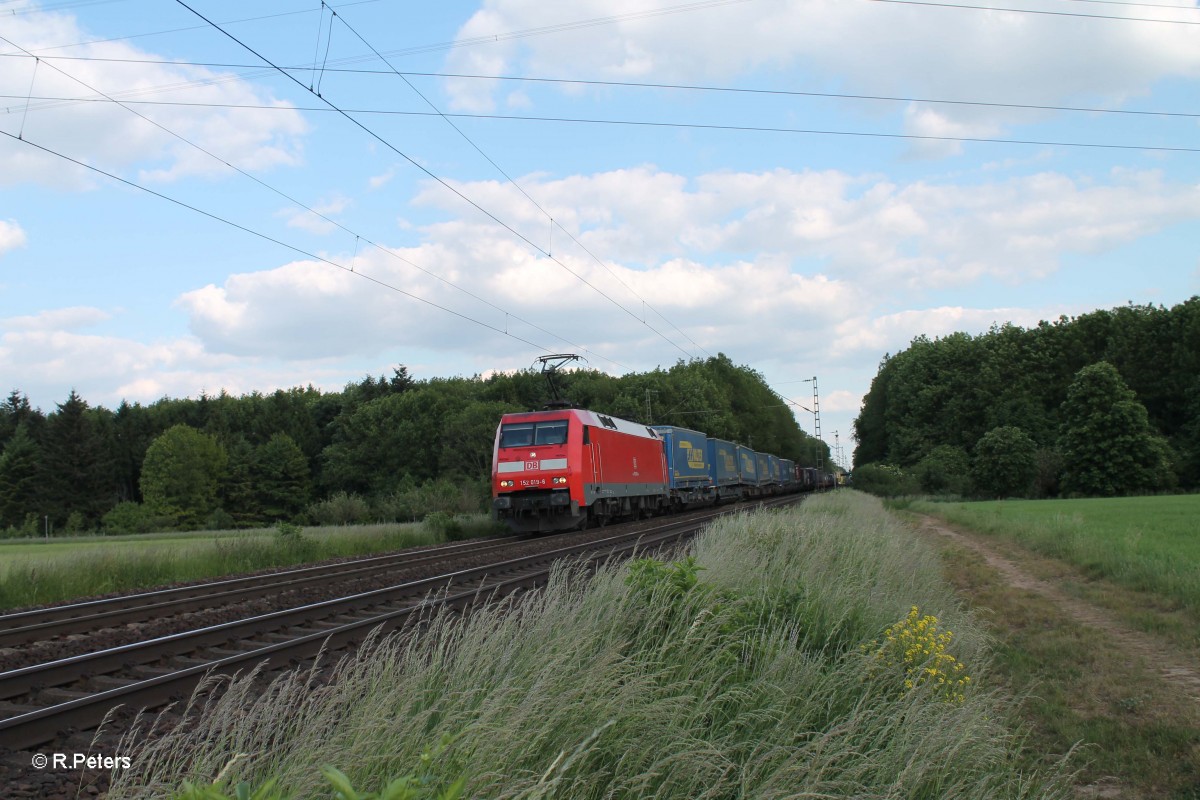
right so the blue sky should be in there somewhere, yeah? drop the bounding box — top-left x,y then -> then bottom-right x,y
2,0 -> 1199,467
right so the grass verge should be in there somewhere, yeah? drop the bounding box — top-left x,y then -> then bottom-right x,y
901,495 -> 1200,616
925,530 -> 1200,799
108,492 -> 1071,800
0,515 -> 502,612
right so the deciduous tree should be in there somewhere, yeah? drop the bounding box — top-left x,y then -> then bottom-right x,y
1058,361 -> 1171,496
972,426 -> 1037,499
141,424 -> 227,528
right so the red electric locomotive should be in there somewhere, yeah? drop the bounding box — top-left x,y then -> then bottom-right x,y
491,408 -> 669,533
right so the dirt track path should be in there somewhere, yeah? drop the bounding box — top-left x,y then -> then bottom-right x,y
915,514 -> 1200,704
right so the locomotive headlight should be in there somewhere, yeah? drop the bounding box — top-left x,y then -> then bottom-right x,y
500,480 -> 514,488
553,477 -> 568,485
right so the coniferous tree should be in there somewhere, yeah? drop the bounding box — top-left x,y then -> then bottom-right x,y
0,388 -> 41,450
0,422 -> 44,529
254,433 -> 311,521
43,390 -> 113,527
220,436 -> 260,526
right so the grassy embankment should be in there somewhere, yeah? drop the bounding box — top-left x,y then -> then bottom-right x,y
0,516 -> 501,612
906,495 -> 1200,616
902,495 -> 1200,798
109,492 -> 1071,800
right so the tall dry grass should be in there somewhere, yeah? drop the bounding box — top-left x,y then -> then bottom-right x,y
109,492 -> 1071,799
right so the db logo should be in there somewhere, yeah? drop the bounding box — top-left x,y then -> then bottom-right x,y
525,461 -> 539,471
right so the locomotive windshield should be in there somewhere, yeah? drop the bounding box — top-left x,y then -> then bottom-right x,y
499,420 -> 569,448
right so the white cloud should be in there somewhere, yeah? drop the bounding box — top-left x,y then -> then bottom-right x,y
0,10 -> 308,188
444,0 -> 1200,139
2,306 -> 110,332
0,312 -> 353,410
168,163 -> 1200,373
0,219 -> 27,255
822,389 -> 863,413
830,305 -> 1075,360
413,165 -> 1200,288
369,168 -> 397,190
281,195 -> 352,235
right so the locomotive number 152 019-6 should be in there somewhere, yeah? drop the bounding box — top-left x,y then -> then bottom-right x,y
519,478 -> 546,487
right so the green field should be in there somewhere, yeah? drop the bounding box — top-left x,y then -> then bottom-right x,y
904,494 -> 1200,612
0,529 -> 258,575
0,518 -> 500,611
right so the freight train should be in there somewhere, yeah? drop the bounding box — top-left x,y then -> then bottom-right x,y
490,407 -> 834,534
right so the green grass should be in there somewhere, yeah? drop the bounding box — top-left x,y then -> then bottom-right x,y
932,532 -> 1200,798
109,492 -> 1071,800
903,495 -> 1200,613
0,516 -> 503,612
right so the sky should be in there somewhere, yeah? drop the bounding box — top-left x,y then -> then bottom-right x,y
1,0 -> 1199,468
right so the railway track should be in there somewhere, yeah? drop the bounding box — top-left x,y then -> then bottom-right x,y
0,496 -> 802,758
0,534 -> 524,649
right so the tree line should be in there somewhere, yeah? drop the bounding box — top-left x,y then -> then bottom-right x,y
852,297 -> 1199,498
0,355 -> 828,536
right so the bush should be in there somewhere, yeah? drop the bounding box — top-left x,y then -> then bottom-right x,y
972,426 -> 1037,499
205,508 -> 236,531
915,446 -> 971,496
422,511 -> 464,541
102,501 -> 174,534
1032,448 -> 1063,498
375,478 -> 488,523
851,463 -> 920,497
307,492 -> 372,526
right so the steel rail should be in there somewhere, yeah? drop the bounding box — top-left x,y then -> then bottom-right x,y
0,509 -> 735,751
0,534 -> 524,647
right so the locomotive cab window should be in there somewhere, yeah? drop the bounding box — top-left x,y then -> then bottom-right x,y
499,421 -> 568,448
534,421 -> 568,446
499,423 -> 534,448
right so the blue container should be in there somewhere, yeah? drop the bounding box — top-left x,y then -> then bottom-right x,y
766,454 -> 781,485
755,452 -> 772,486
651,425 -> 709,489
779,458 -> 795,485
736,445 -> 758,485
706,438 -> 739,487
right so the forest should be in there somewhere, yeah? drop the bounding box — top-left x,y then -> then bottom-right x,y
852,297 -> 1199,498
0,354 -> 826,536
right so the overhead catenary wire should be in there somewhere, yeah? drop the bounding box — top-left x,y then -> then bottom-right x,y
0,33 -> 625,371
870,0 -> 1200,25
329,7 -> 712,360
171,0 -> 699,363
1,0 -> 754,58
5,58 -> 1198,123
0,127 -> 572,358
6,92 -> 1196,154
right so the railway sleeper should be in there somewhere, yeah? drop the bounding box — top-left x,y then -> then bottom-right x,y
172,655 -> 220,668
87,675 -> 142,692
129,665 -> 180,680
0,700 -> 39,717
206,646 -> 264,659
36,687 -> 92,705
